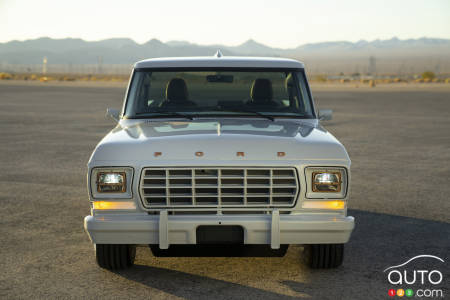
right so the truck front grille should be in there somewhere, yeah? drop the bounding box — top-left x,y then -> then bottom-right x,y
139,167 -> 299,208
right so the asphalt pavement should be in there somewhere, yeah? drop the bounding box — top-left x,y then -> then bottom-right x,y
0,83 -> 449,299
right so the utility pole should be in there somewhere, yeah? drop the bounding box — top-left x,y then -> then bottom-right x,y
97,56 -> 103,74
435,59 -> 440,75
42,57 -> 48,75
368,56 -> 376,76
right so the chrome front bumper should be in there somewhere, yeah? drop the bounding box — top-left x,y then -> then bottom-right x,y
84,212 -> 355,249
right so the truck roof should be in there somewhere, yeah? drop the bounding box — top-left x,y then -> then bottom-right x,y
134,56 -> 305,69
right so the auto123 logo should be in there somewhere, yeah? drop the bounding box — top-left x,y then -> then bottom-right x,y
384,255 -> 445,298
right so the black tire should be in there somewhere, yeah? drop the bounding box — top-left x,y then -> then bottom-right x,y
95,244 -> 136,270
303,244 -> 344,269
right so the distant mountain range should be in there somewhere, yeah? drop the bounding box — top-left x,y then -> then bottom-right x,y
1,37 -> 449,74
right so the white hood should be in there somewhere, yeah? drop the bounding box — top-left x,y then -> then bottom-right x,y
89,119 -> 350,165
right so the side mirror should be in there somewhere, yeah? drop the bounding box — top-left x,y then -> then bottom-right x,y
106,108 -> 120,122
318,109 -> 333,121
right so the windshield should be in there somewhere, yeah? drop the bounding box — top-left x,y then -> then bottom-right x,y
124,68 -> 315,119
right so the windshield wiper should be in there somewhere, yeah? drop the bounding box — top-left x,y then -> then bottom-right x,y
135,111 -> 194,120
135,108 -> 275,122
211,107 -> 275,122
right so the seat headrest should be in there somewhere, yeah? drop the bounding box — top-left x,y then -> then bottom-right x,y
166,78 -> 188,102
250,78 -> 273,103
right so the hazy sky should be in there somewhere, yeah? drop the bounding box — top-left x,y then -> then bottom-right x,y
1,0 -> 449,48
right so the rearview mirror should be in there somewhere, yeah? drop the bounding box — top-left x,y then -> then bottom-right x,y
318,109 -> 333,121
106,108 -> 120,122
206,75 -> 234,83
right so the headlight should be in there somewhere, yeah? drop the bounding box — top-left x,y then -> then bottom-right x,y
312,172 -> 341,192
305,167 -> 347,199
90,167 -> 133,199
97,172 -> 126,193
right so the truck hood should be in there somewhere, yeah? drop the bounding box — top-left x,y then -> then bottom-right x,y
89,119 -> 350,163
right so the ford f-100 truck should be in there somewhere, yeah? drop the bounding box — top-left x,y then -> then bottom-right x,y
84,53 -> 354,270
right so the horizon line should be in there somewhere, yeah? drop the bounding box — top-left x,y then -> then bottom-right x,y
1,35 -> 449,49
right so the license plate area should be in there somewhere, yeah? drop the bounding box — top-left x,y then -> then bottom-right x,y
196,225 -> 244,244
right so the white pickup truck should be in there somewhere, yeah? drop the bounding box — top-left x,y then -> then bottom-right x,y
84,54 -> 354,270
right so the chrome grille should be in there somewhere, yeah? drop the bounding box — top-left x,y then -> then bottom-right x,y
139,167 -> 299,208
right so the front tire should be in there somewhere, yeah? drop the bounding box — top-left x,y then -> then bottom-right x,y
303,244 -> 344,268
95,244 -> 136,270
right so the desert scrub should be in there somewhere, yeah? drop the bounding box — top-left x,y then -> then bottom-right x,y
0,72 -> 13,80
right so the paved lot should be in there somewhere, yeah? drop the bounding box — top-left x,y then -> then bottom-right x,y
0,83 -> 449,299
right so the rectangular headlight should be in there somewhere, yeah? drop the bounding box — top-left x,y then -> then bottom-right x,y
90,167 -> 133,199
312,171 -> 341,192
305,167 -> 347,199
97,172 -> 126,193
